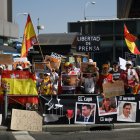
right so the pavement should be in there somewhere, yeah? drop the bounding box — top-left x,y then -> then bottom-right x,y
1,123 -> 140,132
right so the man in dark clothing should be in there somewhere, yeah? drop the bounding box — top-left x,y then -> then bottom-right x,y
76,104 -> 94,122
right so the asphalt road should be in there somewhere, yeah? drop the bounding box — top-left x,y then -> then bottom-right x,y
0,128 -> 140,140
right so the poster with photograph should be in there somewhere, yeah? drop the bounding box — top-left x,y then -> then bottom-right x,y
117,101 -> 137,122
61,74 -> 77,87
97,96 -> 117,116
75,102 -> 96,124
34,62 -> 50,72
81,62 -> 96,73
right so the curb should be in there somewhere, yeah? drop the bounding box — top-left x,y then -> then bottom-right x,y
0,125 -> 8,131
42,124 -> 114,132
113,123 -> 140,129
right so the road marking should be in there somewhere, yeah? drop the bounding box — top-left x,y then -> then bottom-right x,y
12,131 -> 35,140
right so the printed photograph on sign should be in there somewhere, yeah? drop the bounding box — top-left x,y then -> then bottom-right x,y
61,74 -> 77,87
97,96 -> 117,116
81,62 -> 96,73
34,62 -> 50,72
75,102 -> 96,124
117,101 -> 136,122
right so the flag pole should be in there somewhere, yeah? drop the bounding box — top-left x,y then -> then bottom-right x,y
36,37 -> 45,61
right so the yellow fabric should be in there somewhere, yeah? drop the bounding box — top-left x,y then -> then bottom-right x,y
1,78 -> 37,95
21,14 -> 37,57
125,38 -> 135,53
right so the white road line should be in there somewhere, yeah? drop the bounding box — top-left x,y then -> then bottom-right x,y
12,131 -> 35,140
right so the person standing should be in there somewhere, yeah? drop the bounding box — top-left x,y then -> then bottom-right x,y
110,62 -> 121,81
81,73 -> 95,94
120,61 -> 139,94
50,68 -> 59,95
96,63 -> 114,94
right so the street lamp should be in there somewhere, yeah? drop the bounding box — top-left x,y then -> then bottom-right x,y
84,1 -> 95,20
37,18 -> 45,35
14,12 -> 28,23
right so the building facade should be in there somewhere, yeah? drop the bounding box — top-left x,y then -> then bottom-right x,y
68,18 -> 140,68
0,0 -> 18,46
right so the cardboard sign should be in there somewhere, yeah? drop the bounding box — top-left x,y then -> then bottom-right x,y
0,54 -> 13,64
81,62 -> 96,73
45,55 -> 61,70
10,109 -> 42,131
103,80 -> 125,98
34,62 -> 50,72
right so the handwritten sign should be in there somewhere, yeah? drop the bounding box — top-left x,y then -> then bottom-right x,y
10,109 -> 42,131
76,35 -> 100,52
103,80 -> 125,98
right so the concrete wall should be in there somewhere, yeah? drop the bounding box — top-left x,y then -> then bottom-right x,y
0,0 -> 18,38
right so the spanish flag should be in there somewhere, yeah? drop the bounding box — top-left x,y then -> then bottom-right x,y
1,70 -> 38,95
124,24 -> 140,55
21,14 -> 37,57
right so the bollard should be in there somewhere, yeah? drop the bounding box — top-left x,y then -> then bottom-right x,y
3,89 -> 8,123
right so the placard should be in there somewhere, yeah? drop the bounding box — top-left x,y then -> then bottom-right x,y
0,54 -> 13,64
81,62 -> 96,73
61,74 -> 77,87
76,35 -> 100,52
10,109 -> 42,131
103,80 -> 125,98
45,55 -> 61,70
34,62 -> 50,72
51,52 -> 62,60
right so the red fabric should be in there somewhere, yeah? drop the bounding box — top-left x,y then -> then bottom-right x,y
120,70 -> 136,88
97,73 -> 113,88
0,95 -> 38,105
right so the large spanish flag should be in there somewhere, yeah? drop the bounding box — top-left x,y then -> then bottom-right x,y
21,14 -> 37,57
1,70 -> 37,95
124,24 -> 140,55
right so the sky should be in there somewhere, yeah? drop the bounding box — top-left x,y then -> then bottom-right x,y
13,0 -> 117,38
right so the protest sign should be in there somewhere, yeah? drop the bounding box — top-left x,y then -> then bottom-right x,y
45,55 -> 61,70
61,74 -> 77,87
81,62 -> 96,73
103,80 -> 125,98
10,109 -> 42,131
0,54 -> 13,64
34,62 -> 50,72
76,35 -> 100,52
